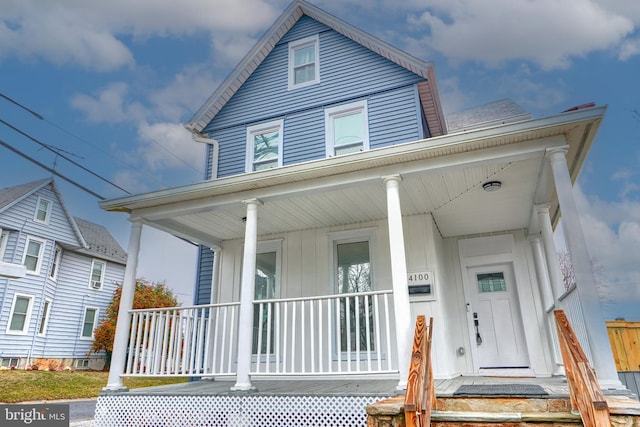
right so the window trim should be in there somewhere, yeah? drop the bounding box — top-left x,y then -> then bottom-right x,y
245,119 -> 284,173
50,246 -> 62,280
328,228 -> 377,295
22,236 -> 46,275
80,307 -> 99,339
88,259 -> 106,290
38,299 -> 52,336
6,293 -> 34,335
0,229 -> 8,261
288,35 -> 320,90
34,197 -> 52,224
324,100 -> 370,157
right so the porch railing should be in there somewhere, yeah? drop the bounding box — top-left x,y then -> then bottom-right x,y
558,284 -> 593,364
125,302 -> 240,376
252,290 -> 396,375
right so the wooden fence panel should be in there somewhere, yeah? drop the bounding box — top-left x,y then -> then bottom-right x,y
607,320 -> 640,371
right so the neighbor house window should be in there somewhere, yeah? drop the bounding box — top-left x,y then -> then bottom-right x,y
246,119 -> 284,172
1,358 -> 19,368
288,35 -> 319,89
325,100 -> 369,157
75,359 -> 90,369
50,246 -> 62,279
38,299 -> 52,336
22,237 -> 45,274
252,241 -> 281,355
0,229 -> 8,261
7,294 -> 34,335
81,307 -> 98,338
89,260 -> 105,290
34,197 -> 52,224
330,229 -> 376,353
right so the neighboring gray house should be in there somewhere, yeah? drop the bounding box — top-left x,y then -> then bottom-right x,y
0,178 -> 126,370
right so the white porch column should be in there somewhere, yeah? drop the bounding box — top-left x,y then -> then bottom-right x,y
104,219 -> 143,391
536,204 -> 565,302
232,199 -> 262,391
383,175 -> 412,389
528,235 -> 553,311
547,147 -> 620,387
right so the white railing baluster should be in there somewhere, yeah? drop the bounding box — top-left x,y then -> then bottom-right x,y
275,302 -> 281,373
374,296 -> 382,372
291,301 -> 296,374
265,302 -> 272,373
346,296 -> 352,373
355,295 -> 360,372
335,297 -> 341,373
256,302 -> 264,373
364,294 -> 372,372
126,312 -> 138,374
383,293 -> 393,371
301,300 -> 305,373
283,301 -> 289,373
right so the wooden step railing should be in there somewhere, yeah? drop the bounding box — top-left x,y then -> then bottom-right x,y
554,310 -> 610,427
404,315 -> 435,427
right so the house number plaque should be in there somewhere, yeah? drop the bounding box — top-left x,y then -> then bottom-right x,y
407,270 -> 435,300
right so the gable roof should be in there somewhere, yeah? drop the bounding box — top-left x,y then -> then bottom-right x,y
185,0 -> 446,135
0,178 -> 86,247
74,217 -> 127,265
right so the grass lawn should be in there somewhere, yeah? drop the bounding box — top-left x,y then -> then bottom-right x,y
0,370 -> 188,403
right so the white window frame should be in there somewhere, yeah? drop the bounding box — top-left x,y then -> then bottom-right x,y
245,119 -> 284,172
324,100 -> 370,157
34,197 -> 52,224
50,246 -> 62,280
80,307 -> 99,339
89,259 -> 106,290
38,299 -> 52,336
22,236 -> 46,275
75,359 -> 90,369
1,357 -> 19,368
6,293 -> 34,335
0,229 -> 8,261
288,35 -> 320,90
252,240 -> 283,358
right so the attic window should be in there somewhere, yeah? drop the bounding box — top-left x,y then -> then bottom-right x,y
288,35 -> 319,89
34,197 -> 52,224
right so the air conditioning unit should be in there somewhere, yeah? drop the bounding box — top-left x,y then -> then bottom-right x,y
90,280 -> 102,289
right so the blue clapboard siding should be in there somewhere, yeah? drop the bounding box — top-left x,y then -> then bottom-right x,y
204,16 -> 425,179
194,246 -> 214,305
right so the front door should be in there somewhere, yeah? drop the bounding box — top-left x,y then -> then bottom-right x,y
465,263 -> 529,369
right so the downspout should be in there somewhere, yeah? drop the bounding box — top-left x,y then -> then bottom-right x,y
191,132 -> 219,180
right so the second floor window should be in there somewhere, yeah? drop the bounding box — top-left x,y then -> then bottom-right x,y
89,260 -> 106,290
325,100 -> 370,157
246,120 -> 284,172
50,246 -> 62,280
34,197 -> 52,224
0,229 -> 8,261
23,237 -> 45,274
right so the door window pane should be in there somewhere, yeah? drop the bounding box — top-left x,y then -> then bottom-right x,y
253,251 -> 278,354
477,272 -> 506,293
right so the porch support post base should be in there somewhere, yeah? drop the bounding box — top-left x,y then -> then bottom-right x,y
230,383 -> 257,392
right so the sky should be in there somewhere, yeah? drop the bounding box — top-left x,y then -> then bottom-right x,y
1,0 -> 639,318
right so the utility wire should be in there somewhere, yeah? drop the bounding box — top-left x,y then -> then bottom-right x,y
0,138 -> 105,200
0,119 -> 131,195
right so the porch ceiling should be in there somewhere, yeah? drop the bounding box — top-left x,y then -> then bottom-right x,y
100,107 -> 604,247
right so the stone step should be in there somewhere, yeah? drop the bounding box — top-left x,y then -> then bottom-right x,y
431,410 -> 582,425
435,396 -> 572,413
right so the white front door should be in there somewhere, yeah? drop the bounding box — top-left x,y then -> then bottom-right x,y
465,263 -> 529,369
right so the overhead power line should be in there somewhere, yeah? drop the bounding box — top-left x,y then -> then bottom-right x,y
0,138 -> 105,200
0,119 -> 131,195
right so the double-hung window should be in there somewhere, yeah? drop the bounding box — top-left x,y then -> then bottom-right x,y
7,294 -> 34,335
89,260 -> 106,290
38,299 -> 52,336
246,120 -> 284,172
288,35 -> 319,89
325,100 -> 369,157
81,307 -> 98,339
34,197 -> 52,224
0,229 -> 8,261
50,246 -> 62,280
23,237 -> 45,275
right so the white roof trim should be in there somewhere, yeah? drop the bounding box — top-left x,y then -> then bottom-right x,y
185,0 -> 434,134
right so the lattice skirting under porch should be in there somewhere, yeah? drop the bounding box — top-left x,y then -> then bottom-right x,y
95,394 -> 390,427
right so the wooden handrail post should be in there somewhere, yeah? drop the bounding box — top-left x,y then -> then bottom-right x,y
404,315 -> 435,427
554,310 -> 610,427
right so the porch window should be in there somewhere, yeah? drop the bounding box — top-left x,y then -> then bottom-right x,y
246,119 -> 284,172
288,35 -> 319,89
252,241 -> 281,355
335,238 -> 375,353
7,294 -> 34,335
325,100 -> 369,157
22,237 -> 45,275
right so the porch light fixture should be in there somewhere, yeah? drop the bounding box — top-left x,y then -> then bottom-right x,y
482,181 -> 502,192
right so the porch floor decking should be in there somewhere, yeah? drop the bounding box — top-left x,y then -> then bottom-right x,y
120,376 -> 573,398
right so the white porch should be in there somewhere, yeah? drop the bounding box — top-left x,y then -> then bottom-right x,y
99,106 -> 621,393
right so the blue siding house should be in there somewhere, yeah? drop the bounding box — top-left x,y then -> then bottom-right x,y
0,179 -> 126,370
97,0 -> 623,424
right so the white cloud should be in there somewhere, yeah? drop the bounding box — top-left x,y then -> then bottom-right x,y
0,0 -> 278,71
70,82 -> 146,123
137,121 -> 204,172
407,0 -> 635,69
